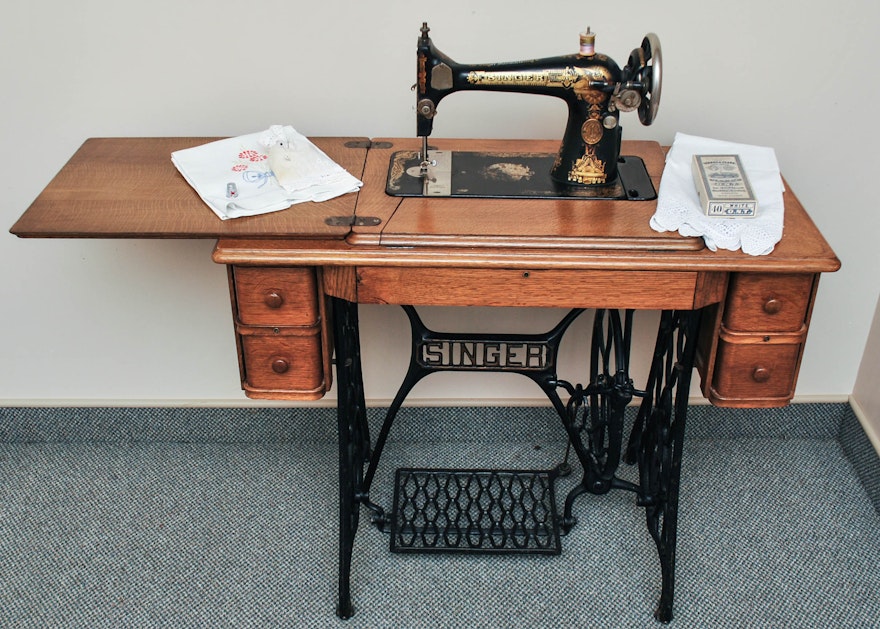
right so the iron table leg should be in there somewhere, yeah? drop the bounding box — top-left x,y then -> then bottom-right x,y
331,297 -> 370,619
625,309 -> 702,622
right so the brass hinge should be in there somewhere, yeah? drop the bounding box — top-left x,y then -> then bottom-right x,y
325,215 -> 382,227
344,140 -> 394,149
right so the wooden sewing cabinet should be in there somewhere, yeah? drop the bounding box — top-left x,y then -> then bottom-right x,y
11,136 -> 840,622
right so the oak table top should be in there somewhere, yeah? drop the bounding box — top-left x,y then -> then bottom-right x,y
10,136 -> 840,276
10,137 -> 367,240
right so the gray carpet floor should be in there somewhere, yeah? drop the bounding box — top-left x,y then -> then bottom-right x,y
1,405 -> 878,628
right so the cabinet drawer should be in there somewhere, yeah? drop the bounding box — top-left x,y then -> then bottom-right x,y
240,331 -> 325,394
234,266 -> 319,326
723,273 -> 815,332
710,341 -> 802,404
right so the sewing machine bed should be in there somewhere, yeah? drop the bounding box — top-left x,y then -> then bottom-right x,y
385,150 -> 656,200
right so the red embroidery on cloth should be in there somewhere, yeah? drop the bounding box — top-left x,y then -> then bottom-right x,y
238,150 -> 267,162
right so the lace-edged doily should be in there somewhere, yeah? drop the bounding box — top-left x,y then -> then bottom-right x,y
650,133 -> 784,256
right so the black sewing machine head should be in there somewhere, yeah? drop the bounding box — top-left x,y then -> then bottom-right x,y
413,23 -> 661,190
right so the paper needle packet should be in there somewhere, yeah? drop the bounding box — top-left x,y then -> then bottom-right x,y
692,154 -> 758,218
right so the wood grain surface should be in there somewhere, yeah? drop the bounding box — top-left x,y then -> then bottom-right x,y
9,136 -> 842,407
10,137 -> 368,238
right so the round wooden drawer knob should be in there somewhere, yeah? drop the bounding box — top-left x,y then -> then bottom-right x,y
763,298 -> 782,314
264,291 -> 284,309
271,358 -> 290,374
752,367 -> 771,383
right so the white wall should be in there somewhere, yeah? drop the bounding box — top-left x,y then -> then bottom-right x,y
853,296 -> 880,451
2,0 -> 877,405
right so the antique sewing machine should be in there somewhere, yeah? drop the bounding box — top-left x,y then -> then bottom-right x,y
387,23 -> 662,199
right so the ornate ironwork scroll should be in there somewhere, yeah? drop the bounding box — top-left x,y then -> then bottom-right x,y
359,305 -> 586,518
555,309 -> 638,531
330,301 -> 702,623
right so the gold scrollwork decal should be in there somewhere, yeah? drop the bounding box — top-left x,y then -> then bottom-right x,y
568,148 -> 607,185
387,151 -> 418,192
418,54 -> 427,93
466,66 -> 610,103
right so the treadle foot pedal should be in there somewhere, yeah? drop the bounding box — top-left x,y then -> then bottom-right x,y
390,468 -> 561,555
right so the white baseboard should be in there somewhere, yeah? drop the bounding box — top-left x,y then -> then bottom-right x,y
0,398 -> 337,409
849,395 -> 880,457
0,394 -> 852,408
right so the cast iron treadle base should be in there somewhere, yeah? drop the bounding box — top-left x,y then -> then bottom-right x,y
390,468 -> 561,555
